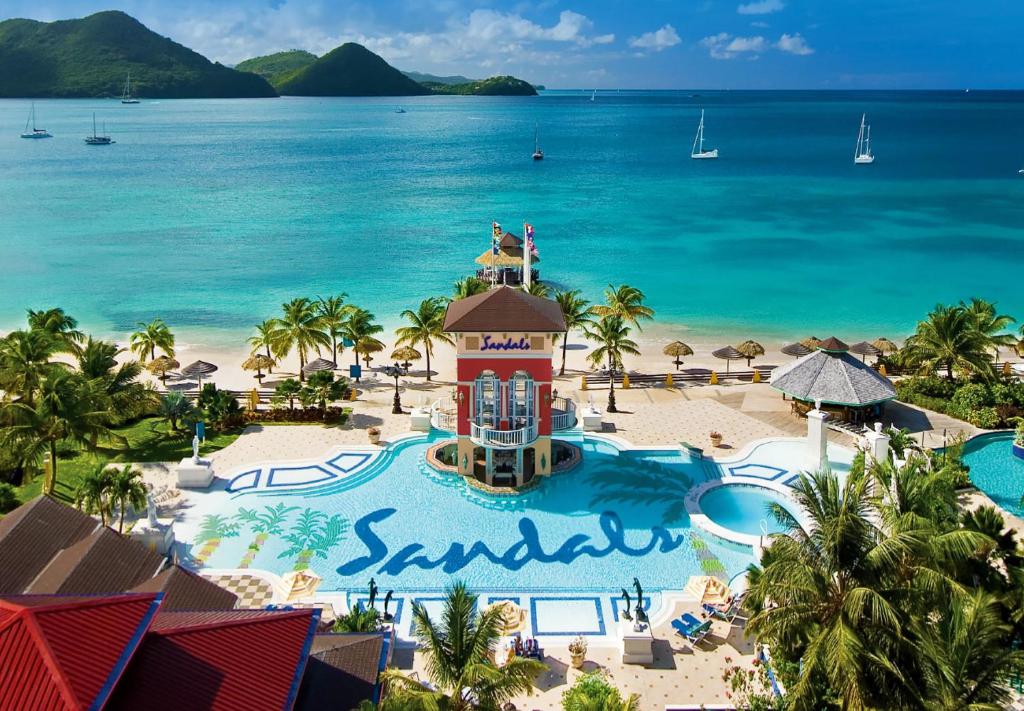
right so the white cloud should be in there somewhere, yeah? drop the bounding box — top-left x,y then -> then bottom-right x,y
776,32 -> 814,55
701,31 -> 813,59
628,24 -> 681,52
750,21 -> 770,28
737,0 -> 785,15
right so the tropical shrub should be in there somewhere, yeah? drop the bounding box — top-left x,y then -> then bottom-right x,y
0,482 -> 18,513
333,605 -> 381,633
561,671 -> 639,711
197,384 -> 244,429
244,407 -> 349,424
720,657 -> 776,711
896,376 -> 1023,428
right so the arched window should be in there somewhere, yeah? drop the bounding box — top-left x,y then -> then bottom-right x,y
508,371 -> 534,429
474,371 -> 500,428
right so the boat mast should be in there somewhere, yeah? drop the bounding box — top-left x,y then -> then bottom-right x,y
692,110 -> 704,156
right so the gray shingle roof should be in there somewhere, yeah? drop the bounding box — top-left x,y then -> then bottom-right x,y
769,348 -> 896,406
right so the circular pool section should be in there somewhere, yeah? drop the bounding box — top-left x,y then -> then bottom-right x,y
698,484 -> 798,536
962,432 -> 1024,518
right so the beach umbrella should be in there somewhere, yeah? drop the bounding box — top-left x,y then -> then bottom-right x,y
700,577 -> 734,606
274,568 -> 321,602
391,346 -> 422,370
242,353 -> 275,381
302,357 -> 336,375
662,341 -> 694,370
871,337 -> 899,355
712,345 -> 744,373
781,342 -> 812,358
355,338 -> 385,367
180,360 -> 218,389
735,340 -> 765,367
146,355 -> 179,384
849,341 -> 882,363
484,599 -> 529,635
799,336 -> 822,350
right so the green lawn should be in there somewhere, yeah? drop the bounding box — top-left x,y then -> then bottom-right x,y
15,417 -> 242,504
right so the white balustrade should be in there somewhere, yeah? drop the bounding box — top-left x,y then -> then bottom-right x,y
470,422 -> 538,448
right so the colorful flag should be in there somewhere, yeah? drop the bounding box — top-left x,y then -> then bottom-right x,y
492,221 -> 502,238
492,236 -> 500,255
524,223 -> 539,257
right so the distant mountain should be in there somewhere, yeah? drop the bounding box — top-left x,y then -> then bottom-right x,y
426,76 -> 538,96
402,70 -> 476,86
276,43 -> 430,96
0,11 -> 276,98
236,50 -> 317,86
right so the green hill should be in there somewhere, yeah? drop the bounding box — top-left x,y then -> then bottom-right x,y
425,75 -> 538,96
276,43 -> 430,96
402,70 -> 475,86
236,50 -> 317,86
0,11 -> 276,98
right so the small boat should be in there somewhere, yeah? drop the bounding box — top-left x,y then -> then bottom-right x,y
854,113 -> 874,164
590,89 -> 596,102
1019,169 -> 1024,176
20,103 -> 52,139
84,113 -> 114,145
121,71 -> 140,104
690,109 -> 718,160
395,106 -> 406,113
532,122 -> 543,161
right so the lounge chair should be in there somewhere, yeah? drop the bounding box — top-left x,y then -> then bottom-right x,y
671,614 -> 713,646
522,637 -> 544,661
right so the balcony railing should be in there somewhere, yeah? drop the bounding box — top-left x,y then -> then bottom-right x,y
429,398 -> 458,433
470,422 -> 538,449
551,396 -> 577,431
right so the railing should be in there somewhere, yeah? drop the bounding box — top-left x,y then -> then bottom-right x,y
429,398 -> 458,433
551,396 -> 577,430
470,422 -> 538,448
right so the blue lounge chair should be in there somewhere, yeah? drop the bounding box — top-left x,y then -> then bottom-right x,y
672,613 -> 713,646
702,592 -> 746,622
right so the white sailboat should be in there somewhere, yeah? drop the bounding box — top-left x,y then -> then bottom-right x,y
84,113 -> 114,145
20,103 -> 52,139
121,71 -> 140,104
590,89 -> 596,102
854,114 -> 874,164
532,122 -> 543,160
690,109 -> 718,159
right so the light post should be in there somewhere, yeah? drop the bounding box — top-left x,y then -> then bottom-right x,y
385,362 -> 405,415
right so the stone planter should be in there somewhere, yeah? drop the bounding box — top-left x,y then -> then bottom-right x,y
368,430 -> 381,445
570,651 -> 585,669
710,433 -> 723,448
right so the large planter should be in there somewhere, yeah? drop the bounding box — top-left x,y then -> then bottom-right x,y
368,430 -> 381,445
570,651 -> 585,669
710,433 -> 723,448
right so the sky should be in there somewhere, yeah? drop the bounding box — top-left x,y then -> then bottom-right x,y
4,1 -> 1022,89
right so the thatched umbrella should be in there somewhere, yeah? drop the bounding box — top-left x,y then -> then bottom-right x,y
735,340 -> 765,367
871,337 -> 899,355
391,346 -> 422,371
146,355 -> 179,384
849,341 -> 881,363
1016,339 -> 1024,359
302,357 -> 336,376
712,346 -> 745,374
355,338 -> 385,367
242,353 -> 275,381
181,360 -> 218,389
800,336 -> 822,350
781,342 -> 812,358
663,341 -> 693,370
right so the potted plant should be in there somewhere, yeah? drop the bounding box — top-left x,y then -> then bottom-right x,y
568,635 -> 587,669
710,431 -> 723,448
367,426 -> 381,445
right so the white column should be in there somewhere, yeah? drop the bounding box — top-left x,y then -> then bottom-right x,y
806,399 -> 829,471
863,422 -> 891,465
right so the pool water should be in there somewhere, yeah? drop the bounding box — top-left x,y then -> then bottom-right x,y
699,485 -> 797,536
962,432 -> 1024,518
176,434 -> 755,593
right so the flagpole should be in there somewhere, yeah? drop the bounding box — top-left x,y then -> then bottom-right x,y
523,221 -> 531,290
490,221 -> 496,287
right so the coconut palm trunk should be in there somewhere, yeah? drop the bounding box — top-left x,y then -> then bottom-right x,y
239,532 -> 270,569
607,353 -> 617,413
195,538 -> 222,565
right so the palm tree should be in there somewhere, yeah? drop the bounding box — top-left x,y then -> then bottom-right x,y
270,298 -> 329,382
0,371 -> 119,490
452,277 -> 489,301
585,315 -> 639,413
961,297 -> 1017,355
904,303 -> 995,381
27,308 -> 84,353
193,514 -> 240,564
235,503 -> 298,568
380,582 -> 544,709
158,392 -> 195,432
75,461 -> 114,526
130,319 -> 175,363
77,337 -> 154,426
554,290 -> 592,375
590,284 -> 654,331
523,281 -> 550,298
0,329 -> 60,406
395,298 -> 453,382
108,464 -> 147,534
333,605 -> 382,633
301,371 -> 347,414
278,508 -> 348,570
248,319 -> 278,374
340,307 -> 384,370
316,294 -> 349,363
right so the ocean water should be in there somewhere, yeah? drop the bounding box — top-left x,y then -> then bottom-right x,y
2,91 -> 1023,348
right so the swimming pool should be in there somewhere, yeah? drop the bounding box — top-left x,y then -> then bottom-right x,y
698,484 -> 797,536
962,432 -> 1024,518
176,434 -> 757,593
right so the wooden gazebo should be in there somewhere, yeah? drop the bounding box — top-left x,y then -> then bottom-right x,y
474,231 -> 539,286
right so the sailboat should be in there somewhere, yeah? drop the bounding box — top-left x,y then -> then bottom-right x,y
121,72 -> 140,104
590,89 -> 596,102
532,122 -> 544,160
20,103 -> 52,139
854,114 -> 874,164
394,106 -> 406,113
84,113 -> 114,145
690,109 -> 718,159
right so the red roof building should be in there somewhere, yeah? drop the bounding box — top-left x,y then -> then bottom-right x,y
108,609 -> 320,711
0,593 -> 161,711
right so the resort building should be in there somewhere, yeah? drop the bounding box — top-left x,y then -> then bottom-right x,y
431,286 -> 574,486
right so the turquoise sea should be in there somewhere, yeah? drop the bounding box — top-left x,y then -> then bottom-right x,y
2,91 -> 1023,347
